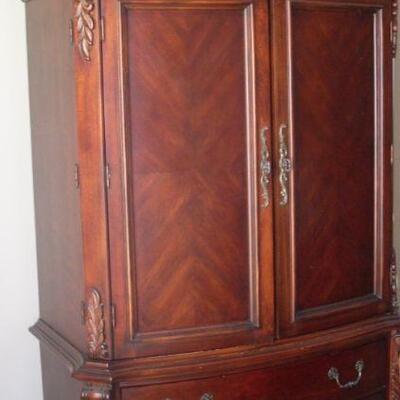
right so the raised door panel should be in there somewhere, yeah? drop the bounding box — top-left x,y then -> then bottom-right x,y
102,0 -> 274,357
272,0 -> 393,336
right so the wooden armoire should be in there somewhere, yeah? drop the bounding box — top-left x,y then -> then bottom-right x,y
25,0 -> 400,398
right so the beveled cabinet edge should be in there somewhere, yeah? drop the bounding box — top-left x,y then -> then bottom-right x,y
30,315 -> 400,387
72,0 -> 114,361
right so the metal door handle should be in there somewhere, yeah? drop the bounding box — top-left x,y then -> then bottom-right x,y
260,126 -> 272,208
278,124 -> 291,206
328,360 -> 364,389
165,393 -> 214,400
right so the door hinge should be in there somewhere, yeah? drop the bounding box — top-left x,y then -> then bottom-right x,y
111,304 -> 116,328
74,163 -> 80,189
105,164 -> 111,190
81,301 -> 86,325
100,17 -> 105,42
391,144 -> 394,166
69,18 -> 74,46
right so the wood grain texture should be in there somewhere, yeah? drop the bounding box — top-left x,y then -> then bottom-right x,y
73,0 -> 114,360
292,4 -> 376,310
25,0 -> 398,397
127,7 -> 251,332
29,315 -> 398,388
102,0 -> 274,358
121,339 -> 387,400
272,0 -> 393,337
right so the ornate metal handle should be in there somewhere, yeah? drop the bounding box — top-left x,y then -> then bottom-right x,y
165,394 -> 214,400
278,124 -> 291,206
328,360 -> 364,389
260,126 -> 272,208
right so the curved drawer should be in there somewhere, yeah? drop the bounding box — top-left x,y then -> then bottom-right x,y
121,339 -> 387,400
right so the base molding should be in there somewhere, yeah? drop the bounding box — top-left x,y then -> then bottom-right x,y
81,383 -> 113,400
30,319 -> 85,373
31,316 -> 400,388
30,319 -> 111,384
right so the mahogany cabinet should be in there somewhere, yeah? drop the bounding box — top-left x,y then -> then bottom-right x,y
24,0 -> 400,399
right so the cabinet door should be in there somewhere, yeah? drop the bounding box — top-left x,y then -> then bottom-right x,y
272,0 -> 393,336
102,0 -> 274,357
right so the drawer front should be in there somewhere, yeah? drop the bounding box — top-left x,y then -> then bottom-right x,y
122,340 -> 387,400
361,393 -> 385,400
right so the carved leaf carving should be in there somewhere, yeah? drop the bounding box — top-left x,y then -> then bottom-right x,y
392,249 -> 399,314
393,0 -> 398,58
75,0 -> 95,62
86,288 -> 108,359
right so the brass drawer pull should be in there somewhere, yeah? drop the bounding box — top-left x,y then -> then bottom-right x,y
260,126 -> 272,208
278,124 -> 291,206
328,360 -> 364,389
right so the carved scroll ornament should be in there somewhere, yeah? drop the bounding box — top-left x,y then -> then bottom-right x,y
393,249 -> 399,314
75,0 -> 95,61
86,288 -> 108,359
393,0 -> 398,58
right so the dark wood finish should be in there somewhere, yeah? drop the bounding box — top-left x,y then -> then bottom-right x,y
102,0 -> 274,358
25,0 -> 86,351
371,394 -> 386,400
72,0 -> 114,361
40,345 -> 83,400
293,4 -> 376,310
121,339 -> 387,400
24,0 -> 398,398
128,7 -> 251,333
389,330 -> 400,399
362,393 -> 386,400
29,315 -> 398,387
271,0 -> 393,337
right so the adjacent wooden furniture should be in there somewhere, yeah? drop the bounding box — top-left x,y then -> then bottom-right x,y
25,0 -> 400,398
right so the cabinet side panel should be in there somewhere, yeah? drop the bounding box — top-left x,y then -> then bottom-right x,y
40,345 -> 82,400
26,0 -> 85,350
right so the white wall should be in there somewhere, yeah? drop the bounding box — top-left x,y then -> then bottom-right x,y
0,1 -> 42,399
